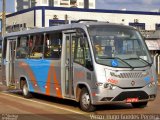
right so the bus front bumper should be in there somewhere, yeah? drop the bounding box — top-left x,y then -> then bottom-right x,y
91,85 -> 157,105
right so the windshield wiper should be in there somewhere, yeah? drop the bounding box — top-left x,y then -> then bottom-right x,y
124,57 -> 152,67
98,56 -> 134,70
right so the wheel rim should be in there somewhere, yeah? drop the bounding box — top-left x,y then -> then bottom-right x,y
23,84 -> 28,96
82,93 -> 90,109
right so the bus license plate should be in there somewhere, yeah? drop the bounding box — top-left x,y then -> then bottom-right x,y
126,98 -> 139,103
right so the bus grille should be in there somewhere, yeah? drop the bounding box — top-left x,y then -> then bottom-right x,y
110,72 -> 148,78
113,91 -> 149,101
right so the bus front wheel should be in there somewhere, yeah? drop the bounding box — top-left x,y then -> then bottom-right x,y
80,88 -> 96,112
131,102 -> 148,108
22,81 -> 32,98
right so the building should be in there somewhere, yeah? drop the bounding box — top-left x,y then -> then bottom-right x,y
5,6 -> 160,74
6,6 -> 160,51
15,0 -> 95,11
6,6 -> 160,31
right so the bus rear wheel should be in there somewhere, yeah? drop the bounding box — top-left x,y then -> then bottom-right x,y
132,102 -> 148,108
22,81 -> 32,98
80,88 -> 96,112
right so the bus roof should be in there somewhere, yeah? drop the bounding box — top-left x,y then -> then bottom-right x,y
4,22 -> 136,38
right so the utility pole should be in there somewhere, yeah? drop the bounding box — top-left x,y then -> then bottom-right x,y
2,0 -> 6,36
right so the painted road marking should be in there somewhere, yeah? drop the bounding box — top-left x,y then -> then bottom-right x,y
1,92 -> 85,115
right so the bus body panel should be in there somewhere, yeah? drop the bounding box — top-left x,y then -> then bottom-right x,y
91,84 -> 157,105
1,22 -> 157,110
14,59 -> 62,97
89,64 -> 157,105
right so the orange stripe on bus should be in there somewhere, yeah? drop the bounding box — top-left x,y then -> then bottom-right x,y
50,62 -> 62,98
46,67 -> 51,96
19,62 -> 39,90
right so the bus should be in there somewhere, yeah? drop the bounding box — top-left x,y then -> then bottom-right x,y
1,21 -> 158,112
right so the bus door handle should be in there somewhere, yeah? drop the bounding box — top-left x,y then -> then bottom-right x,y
65,64 -> 69,68
65,59 -> 70,68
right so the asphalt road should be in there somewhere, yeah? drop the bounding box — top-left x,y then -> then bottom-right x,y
0,85 -> 159,120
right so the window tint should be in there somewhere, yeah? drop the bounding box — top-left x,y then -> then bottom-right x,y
72,36 -> 85,65
16,36 -> 29,59
29,34 -> 44,59
72,30 -> 93,70
44,32 -> 62,59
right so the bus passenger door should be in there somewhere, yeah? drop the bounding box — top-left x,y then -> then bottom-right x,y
5,38 -> 17,87
62,32 -> 75,98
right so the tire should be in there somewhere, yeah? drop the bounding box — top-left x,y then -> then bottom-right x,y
79,88 -> 96,112
22,82 -> 32,98
132,102 -> 148,108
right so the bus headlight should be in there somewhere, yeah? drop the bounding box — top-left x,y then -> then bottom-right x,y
104,83 -> 117,90
148,81 -> 157,88
95,82 -> 103,87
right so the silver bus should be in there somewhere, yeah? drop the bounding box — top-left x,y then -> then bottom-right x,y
1,21 -> 158,112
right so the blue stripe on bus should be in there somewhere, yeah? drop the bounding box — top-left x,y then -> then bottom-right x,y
25,59 -> 51,93
28,80 -> 34,92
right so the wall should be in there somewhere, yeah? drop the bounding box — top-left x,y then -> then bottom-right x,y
45,9 -> 160,30
6,11 -> 34,28
35,10 -> 42,27
6,7 -> 160,31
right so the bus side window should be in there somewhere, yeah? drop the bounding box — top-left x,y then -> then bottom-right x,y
44,32 -> 62,59
29,34 -> 44,59
16,36 -> 29,59
73,31 -> 93,71
85,39 -> 93,71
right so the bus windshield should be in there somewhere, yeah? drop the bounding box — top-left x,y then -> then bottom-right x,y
88,25 -> 152,68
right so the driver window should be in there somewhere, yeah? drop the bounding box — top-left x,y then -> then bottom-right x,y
93,36 -> 114,57
72,30 -> 93,71
16,36 -> 29,59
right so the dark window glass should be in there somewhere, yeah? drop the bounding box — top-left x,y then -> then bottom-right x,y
29,34 -> 44,59
88,25 -> 152,68
44,32 -> 62,59
72,30 -> 93,70
16,36 -> 29,59
31,0 -> 36,7
49,0 -> 54,6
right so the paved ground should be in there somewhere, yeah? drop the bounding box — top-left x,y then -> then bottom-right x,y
0,85 -> 159,120
0,88 -> 88,120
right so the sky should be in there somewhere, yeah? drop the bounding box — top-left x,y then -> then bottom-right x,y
0,0 -> 160,13
0,0 -> 14,13
96,0 -> 160,12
